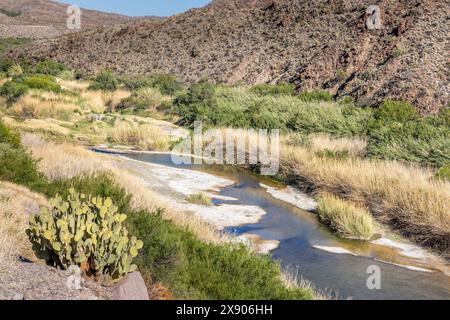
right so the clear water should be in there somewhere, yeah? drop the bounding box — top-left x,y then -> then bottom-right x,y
121,152 -> 450,300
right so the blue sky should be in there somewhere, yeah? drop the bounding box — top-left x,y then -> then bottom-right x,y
59,0 -> 212,17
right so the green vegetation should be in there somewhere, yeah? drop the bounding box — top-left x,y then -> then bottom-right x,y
118,87 -> 169,111
0,38 -> 31,56
0,80 -> 28,103
316,195 -> 374,240
0,8 -> 22,17
31,59 -> 68,76
0,143 -> 46,189
20,74 -> 61,92
27,190 -> 143,282
186,192 -> 213,206
0,121 -> 21,148
89,70 -> 119,91
436,165 -> 450,182
298,90 -> 333,102
129,210 -> 312,299
373,100 -> 417,123
250,83 -> 295,96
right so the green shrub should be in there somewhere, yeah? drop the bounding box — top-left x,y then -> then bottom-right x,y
89,70 -> 119,91
367,117 -> 450,166
32,59 -> 68,76
173,80 -> 217,126
436,165 -> 450,182
298,90 -> 333,102
19,74 -> 61,92
118,87 -> 166,111
0,143 -> 46,189
128,210 -> 312,300
0,58 -> 14,72
250,83 -> 295,96
27,190 -> 143,282
374,100 -> 417,123
0,8 -> 22,17
0,80 -> 28,103
316,195 -> 374,240
0,121 -> 21,148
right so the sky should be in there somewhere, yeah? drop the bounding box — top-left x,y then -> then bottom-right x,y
58,0 -> 212,17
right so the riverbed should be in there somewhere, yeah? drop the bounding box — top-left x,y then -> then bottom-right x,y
101,151 -> 450,300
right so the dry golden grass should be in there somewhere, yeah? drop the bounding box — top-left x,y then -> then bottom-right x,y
101,90 -> 131,112
22,134 -> 226,244
0,182 -> 47,271
281,144 -> 450,256
56,79 -> 89,92
79,91 -> 106,113
309,133 -> 367,157
316,194 -> 374,240
106,121 -> 171,151
3,116 -> 71,136
11,94 -> 80,120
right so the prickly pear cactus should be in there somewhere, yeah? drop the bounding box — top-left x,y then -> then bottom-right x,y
27,188 -> 143,282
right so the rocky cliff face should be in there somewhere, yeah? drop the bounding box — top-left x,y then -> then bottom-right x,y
8,0 -> 449,113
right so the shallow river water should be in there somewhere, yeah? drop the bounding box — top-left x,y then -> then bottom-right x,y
105,151 -> 449,300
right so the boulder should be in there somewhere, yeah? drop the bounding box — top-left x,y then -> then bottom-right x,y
111,272 -> 149,300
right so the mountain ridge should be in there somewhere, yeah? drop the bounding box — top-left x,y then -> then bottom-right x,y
7,0 -> 450,113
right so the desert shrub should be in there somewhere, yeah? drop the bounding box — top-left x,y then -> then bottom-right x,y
173,80 -> 218,126
316,195 -> 374,240
0,8 -> 22,17
19,74 -> 61,92
0,58 -> 14,72
6,64 -> 22,77
298,90 -> 333,102
373,100 -> 417,124
118,87 -> 166,111
0,121 -> 21,148
288,105 -> 372,136
436,165 -> 450,182
32,59 -> 68,76
186,193 -> 213,206
0,143 -> 46,189
367,117 -> 450,166
27,190 -> 143,282
0,80 -> 28,103
88,70 -> 119,91
250,83 -> 295,96
128,210 -> 312,300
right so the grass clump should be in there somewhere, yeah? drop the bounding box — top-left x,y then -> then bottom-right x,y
316,195 -> 374,240
250,83 -> 295,96
31,59 -> 68,77
89,70 -> 119,91
436,165 -> 450,182
186,192 -> 213,206
118,87 -> 169,112
0,120 -> 21,148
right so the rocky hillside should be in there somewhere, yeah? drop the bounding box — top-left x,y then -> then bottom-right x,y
8,0 -> 450,113
0,0 -> 131,38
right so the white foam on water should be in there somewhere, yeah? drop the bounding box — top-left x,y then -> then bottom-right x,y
313,245 -> 357,256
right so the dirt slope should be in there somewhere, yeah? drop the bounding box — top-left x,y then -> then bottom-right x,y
8,0 -> 450,113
